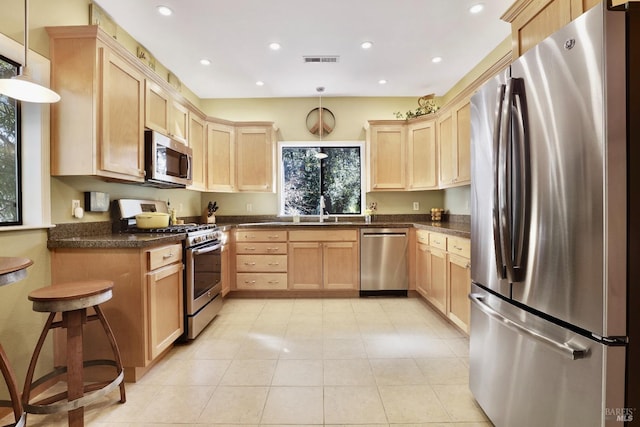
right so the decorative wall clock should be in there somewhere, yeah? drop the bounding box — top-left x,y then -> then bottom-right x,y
306,107 -> 335,137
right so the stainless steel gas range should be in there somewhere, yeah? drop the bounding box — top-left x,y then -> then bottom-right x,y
113,199 -> 223,340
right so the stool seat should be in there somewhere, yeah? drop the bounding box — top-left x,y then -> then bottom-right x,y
28,280 -> 113,313
23,280 -> 125,427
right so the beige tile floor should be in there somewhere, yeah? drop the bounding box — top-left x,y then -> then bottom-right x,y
6,297 -> 492,426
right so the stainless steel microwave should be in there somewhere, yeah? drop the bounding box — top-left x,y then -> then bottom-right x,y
144,130 -> 193,188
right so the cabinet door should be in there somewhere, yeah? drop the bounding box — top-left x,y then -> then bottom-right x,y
236,126 -> 274,192
369,124 -> 406,190
170,101 -> 189,145
288,242 -> 323,290
447,254 -> 471,333
323,241 -> 359,290
416,242 -> 431,296
510,0 -> 571,56
455,101 -> 471,184
427,248 -> 447,315
147,262 -> 183,359
144,80 -> 170,134
100,48 -> 145,180
407,120 -> 437,190
221,242 -> 231,297
437,113 -> 455,186
188,113 -> 206,190
207,122 -> 236,191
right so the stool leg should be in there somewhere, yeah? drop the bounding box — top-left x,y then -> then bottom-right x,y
65,309 -> 84,427
22,312 -> 56,415
94,305 -> 126,404
0,343 -> 24,426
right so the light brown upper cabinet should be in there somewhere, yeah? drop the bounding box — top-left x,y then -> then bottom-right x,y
438,99 -> 471,188
407,117 -> 438,190
48,26 -> 145,182
366,121 -> 407,191
502,0 -> 601,57
188,112 -> 206,191
144,80 -> 188,145
170,101 -> 189,145
235,124 -> 276,192
206,121 -> 236,192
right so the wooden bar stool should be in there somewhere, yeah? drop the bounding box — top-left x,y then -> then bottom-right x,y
0,257 -> 33,427
22,280 -> 126,426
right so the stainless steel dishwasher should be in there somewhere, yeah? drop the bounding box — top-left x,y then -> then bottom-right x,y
360,227 -> 409,296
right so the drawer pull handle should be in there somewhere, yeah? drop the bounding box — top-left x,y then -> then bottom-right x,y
268,235 -> 280,239
162,252 -> 174,259
245,247 -> 256,251
244,262 -> 256,266
267,281 -> 279,284
244,280 -> 256,284
268,262 -> 280,266
267,247 -> 279,251
466,263 -> 471,269
433,240 -> 441,245
453,245 -> 462,250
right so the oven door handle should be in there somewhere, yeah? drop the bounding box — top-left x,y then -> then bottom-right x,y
191,243 -> 222,256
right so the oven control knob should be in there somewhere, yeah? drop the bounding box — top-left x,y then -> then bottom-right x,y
195,236 -> 202,244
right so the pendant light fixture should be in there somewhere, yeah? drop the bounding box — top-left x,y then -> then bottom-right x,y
315,86 -> 328,159
0,0 -> 61,103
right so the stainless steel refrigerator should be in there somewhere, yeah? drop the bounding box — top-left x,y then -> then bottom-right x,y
469,2 -> 640,426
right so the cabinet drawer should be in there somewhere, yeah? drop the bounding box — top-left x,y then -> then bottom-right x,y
448,237 -> 470,258
429,233 -> 447,251
236,273 -> 288,290
288,229 -> 358,242
416,230 -> 429,244
236,254 -> 287,272
148,243 -> 182,270
236,230 -> 287,242
236,242 -> 287,255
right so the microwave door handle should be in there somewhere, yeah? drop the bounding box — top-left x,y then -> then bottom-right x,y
493,83 -> 507,279
180,154 -> 191,179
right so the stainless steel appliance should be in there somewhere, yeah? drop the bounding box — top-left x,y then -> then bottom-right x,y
469,3 -> 639,426
144,130 -> 193,188
360,227 -> 408,296
113,199 -> 222,340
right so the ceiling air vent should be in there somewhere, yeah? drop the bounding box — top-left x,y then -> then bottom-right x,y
303,55 -> 340,63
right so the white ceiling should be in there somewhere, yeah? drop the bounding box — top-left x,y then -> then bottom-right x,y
93,0 -> 513,99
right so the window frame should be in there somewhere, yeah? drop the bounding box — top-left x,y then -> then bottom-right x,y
0,54 -> 22,225
277,140 -> 366,218
0,32 -> 52,231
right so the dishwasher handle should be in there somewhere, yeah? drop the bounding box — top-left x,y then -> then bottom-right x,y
362,232 -> 408,237
361,228 -> 409,237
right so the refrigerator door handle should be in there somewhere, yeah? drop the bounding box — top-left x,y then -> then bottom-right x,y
499,78 -> 530,283
469,293 -> 588,360
492,84 -> 507,279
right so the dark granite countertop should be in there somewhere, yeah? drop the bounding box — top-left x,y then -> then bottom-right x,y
48,215 -> 470,249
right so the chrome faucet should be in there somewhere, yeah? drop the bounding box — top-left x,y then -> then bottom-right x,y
319,195 -> 330,223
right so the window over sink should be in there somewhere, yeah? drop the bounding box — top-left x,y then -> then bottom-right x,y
278,141 -> 365,217
0,55 -> 21,225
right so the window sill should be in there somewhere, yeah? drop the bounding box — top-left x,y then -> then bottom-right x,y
0,224 -> 56,232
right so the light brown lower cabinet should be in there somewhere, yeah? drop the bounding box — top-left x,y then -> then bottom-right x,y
415,230 -> 471,333
50,243 -> 184,381
288,229 -> 359,291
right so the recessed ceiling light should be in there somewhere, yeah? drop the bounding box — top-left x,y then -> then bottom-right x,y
156,5 -> 173,16
469,3 -> 484,14
432,56 -> 443,64
256,81 -> 265,86
361,41 -> 373,49
378,79 -> 387,85
269,42 -> 281,51
200,59 -> 211,66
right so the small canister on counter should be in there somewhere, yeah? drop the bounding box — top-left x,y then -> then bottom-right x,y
430,208 -> 444,222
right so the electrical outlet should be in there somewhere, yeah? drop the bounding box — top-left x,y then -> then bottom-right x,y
413,202 -> 420,211
246,203 -> 252,212
71,200 -> 80,216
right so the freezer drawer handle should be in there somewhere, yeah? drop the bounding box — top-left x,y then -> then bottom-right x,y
469,293 -> 588,360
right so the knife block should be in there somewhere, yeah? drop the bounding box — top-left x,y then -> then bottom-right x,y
202,210 -> 216,224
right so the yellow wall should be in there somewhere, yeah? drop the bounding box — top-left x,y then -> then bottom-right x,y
0,230 -> 54,401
